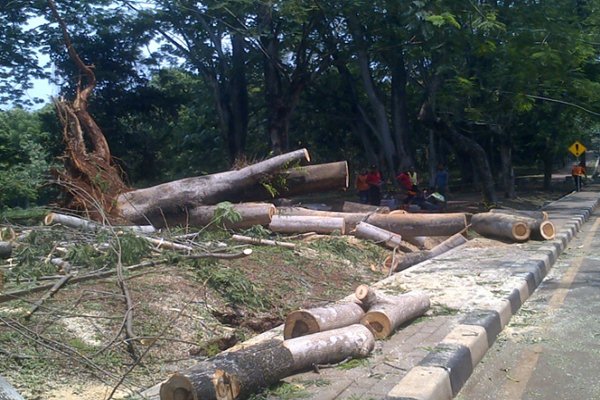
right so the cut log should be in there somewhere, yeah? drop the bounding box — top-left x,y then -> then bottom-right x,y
0,375 -> 24,400
351,222 -> 402,249
159,325 -> 375,400
277,207 -> 366,232
489,208 -> 548,221
342,201 -> 390,214
117,149 -> 310,224
44,213 -> 156,234
390,232 -> 469,273
231,234 -> 296,249
489,209 -> 555,240
355,284 -> 399,309
365,213 -> 468,237
0,242 -> 12,259
269,215 -> 346,235
150,202 -> 276,229
0,228 -> 15,241
283,302 -> 365,339
471,213 -> 532,242
239,161 -> 349,201
360,291 -> 430,339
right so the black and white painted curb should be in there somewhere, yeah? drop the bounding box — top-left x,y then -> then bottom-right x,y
385,192 -> 600,400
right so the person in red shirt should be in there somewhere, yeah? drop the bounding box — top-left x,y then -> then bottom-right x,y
396,169 -> 417,207
366,165 -> 382,206
355,169 -> 370,204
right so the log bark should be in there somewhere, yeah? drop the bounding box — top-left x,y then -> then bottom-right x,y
283,302 -> 365,339
342,201 -> 390,214
352,222 -> 402,249
231,234 -> 296,249
159,325 -> 375,400
360,291 -> 430,339
277,207 -> 367,232
0,242 -> 12,259
269,215 -> 346,235
470,213 -> 532,242
151,203 -> 276,229
489,209 -> 554,240
391,232 -> 468,273
0,375 -> 24,400
365,213 -> 468,237
44,213 -> 156,234
117,149 -> 310,224
239,161 -> 349,200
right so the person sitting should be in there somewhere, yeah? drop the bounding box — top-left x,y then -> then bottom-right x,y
396,169 -> 417,207
366,165 -> 382,206
355,169 -> 370,204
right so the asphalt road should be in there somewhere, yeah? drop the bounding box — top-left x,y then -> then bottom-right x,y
457,210 -> 600,400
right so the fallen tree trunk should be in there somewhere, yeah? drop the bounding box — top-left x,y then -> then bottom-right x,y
342,201 -> 389,214
365,213 -> 468,237
489,209 -> 555,240
283,302 -> 365,339
0,375 -> 24,400
159,324 -> 375,400
117,149 -> 310,224
269,215 -> 346,235
352,222 -> 402,249
44,213 -> 156,234
390,232 -> 469,273
359,289 -> 430,339
0,242 -> 12,259
471,212 -> 532,242
150,203 -> 276,229
239,161 -> 349,201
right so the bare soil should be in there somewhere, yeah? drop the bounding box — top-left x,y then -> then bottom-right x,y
0,184 -> 569,400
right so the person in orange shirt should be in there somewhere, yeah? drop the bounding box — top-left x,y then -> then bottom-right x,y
571,161 -> 586,192
355,169 -> 370,204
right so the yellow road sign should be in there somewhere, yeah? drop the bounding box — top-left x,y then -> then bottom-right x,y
568,140 -> 587,157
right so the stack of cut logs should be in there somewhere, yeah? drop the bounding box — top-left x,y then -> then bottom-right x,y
159,285 -> 430,400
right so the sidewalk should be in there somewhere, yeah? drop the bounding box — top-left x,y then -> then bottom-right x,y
143,186 -> 600,400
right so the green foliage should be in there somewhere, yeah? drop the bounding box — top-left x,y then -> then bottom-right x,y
194,260 -> 271,310
212,202 -> 242,226
0,109 -> 55,208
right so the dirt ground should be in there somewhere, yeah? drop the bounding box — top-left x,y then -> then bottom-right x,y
0,181 -> 571,400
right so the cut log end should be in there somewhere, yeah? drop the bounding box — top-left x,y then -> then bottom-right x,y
159,373 -> 197,400
512,222 -> 530,241
283,311 -> 319,339
361,311 -> 391,339
43,213 -> 56,226
539,220 -> 556,240
354,284 -> 371,302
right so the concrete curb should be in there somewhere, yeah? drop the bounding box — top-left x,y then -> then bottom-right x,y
385,193 -> 600,400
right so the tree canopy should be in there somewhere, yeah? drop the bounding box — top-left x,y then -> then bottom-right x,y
2,0 -> 600,204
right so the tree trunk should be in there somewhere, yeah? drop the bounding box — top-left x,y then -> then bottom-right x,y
471,213 -> 532,242
276,208 -> 368,232
391,51 -> 413,171
269,215 -> 346,235
352,222 -> 403,249
499,138 -> 515,199
116,149 -> 310,224
0,375 -> 24,400
284,302 -> 365,339
227,33 -> 249,162
159,325 -> 375,400
365,213 -> 468,237
150,203 -> 276,229
489,209 -> 555,240
360,291 -> 430,339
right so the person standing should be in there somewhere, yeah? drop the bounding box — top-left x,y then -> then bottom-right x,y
571,161 -> 586,191
366,165 -> 382,206
355,169 -> 370,204
408,166 -> 418,190
433,163 -> 449,209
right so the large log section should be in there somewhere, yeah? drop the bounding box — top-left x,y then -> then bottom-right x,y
390,232 -> 469,273
283,302 -> 365,339
277,208 -> 468,237
151,203 -> 276,229
489,209 -> 555,240
471,212 -> 532,242
117,149 -> 310,224
159,325 -> 375,400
